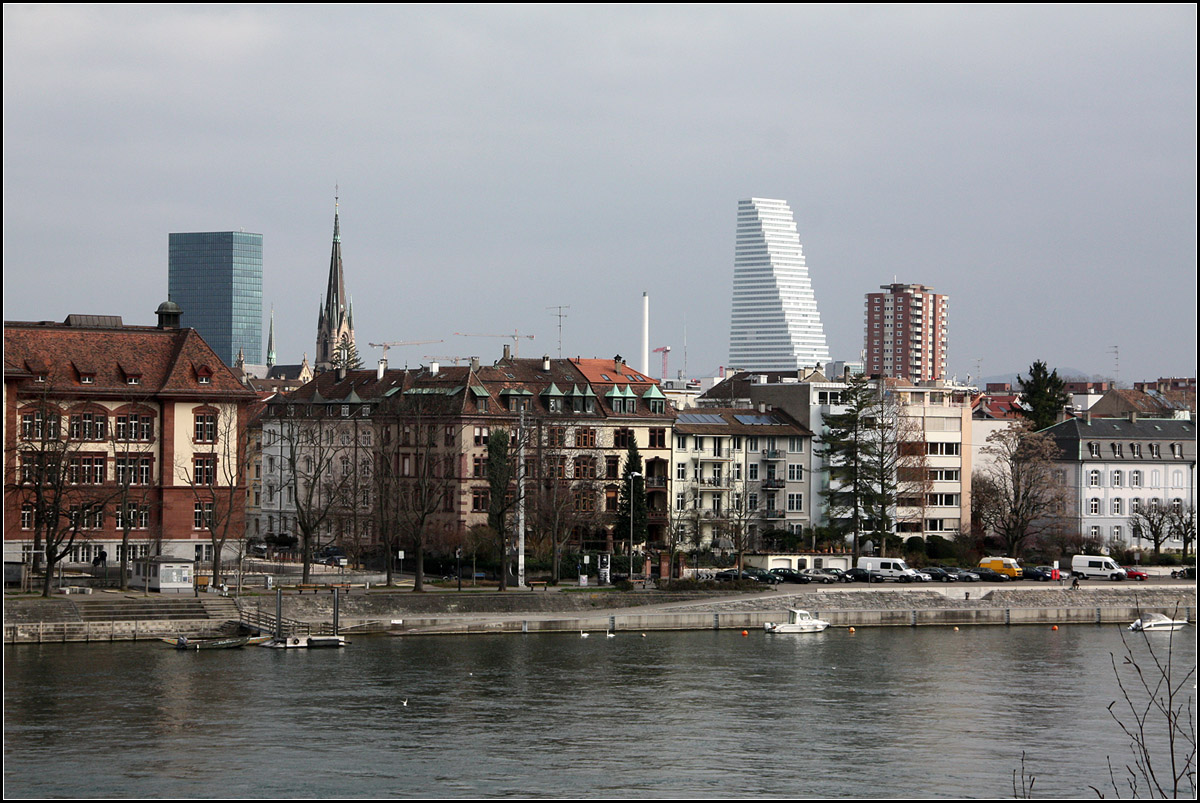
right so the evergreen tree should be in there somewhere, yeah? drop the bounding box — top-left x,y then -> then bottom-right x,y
1013,360 -> 1069,431
332,333 -> 364,370
486,428 -> 515,590
614,439 -> 647,574
817,373 -> 880,559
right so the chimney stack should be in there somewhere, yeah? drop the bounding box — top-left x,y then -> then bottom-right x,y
430,361 -> 440,376
542,355 -> 551,372
503,344 -> 511,361
377,358 -> 387,380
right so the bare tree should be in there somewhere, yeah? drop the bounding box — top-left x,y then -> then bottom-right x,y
381,390 -> 461,591
176,404 -> 250,588
972,421 -> 1066,557
529,421 -> 603,584
269,405 -> 357,584
1171,504 -> 1196,560
8,396 -> 123,597
1130,500 -> 1177,560
110,397 -> 158,590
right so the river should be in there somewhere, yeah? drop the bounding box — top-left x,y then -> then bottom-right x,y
4,624 -> 1195,798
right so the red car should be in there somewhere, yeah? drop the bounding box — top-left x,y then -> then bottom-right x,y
1122,566 -> 1148,581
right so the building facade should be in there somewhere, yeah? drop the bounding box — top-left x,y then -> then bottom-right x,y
5,306 -> 258,567
671,407 -> 812,552
864,283 -> 948,384
1044,414 -> 1196,550
168,231 -> 264,367
728,198 -> 831,373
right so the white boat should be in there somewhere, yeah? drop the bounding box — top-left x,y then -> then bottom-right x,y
261,634 -> 347,649
764,609 -> 831,634
1129,613 -> 1189,632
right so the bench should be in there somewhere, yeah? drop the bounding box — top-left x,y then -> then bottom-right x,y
330,583 -> 353,593
527,581 -> 548,591
297,584 -> 319,594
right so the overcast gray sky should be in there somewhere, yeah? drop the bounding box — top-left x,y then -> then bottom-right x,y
4,5 -> 1196,384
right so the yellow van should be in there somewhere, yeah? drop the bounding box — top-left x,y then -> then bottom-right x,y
978,557 -> 1024,579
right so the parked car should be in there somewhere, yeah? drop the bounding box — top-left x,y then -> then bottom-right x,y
743,567 -> 781,584
841,567 -> 887,583
910,570 -> 932,582
919,566 -> 958,583
942,568 -> 980,582
1035,565 -> 1062,581
972,566 -> 1010,582
1021,566 -> 1052,581
1122,566 -> 1148,581
769,568 -> 812,584
801,568 -> 838,584
823,568 -> 846,581
714,569 -> 756,582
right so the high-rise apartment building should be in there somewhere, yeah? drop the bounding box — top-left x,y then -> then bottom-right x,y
168,231 -> 263,367
728,198 -> 830,373
864,283 -> 948,383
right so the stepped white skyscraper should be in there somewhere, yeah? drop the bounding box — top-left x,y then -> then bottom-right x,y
728,198 -> 830,372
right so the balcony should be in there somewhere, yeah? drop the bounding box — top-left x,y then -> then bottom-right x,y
761,508 -> 786,520
761,449 -> 786,460
644,476 -> 667,489
761,478 -> 785,490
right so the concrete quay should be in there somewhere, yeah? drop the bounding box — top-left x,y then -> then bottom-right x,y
5,583 -> 1195,643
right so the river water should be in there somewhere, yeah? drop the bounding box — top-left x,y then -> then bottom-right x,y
4,625 -> 1195,798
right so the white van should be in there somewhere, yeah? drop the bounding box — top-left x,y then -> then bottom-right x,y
857,557 -> 923,582
1071,555 -> 1127,581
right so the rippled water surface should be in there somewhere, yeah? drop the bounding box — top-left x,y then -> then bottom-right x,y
5,625 -> 1195,798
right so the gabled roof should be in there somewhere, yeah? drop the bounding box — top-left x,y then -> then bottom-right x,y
4,320 -> 254,400
674,406 -> 812,437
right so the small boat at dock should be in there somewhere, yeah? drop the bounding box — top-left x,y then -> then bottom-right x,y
163,635 -> 273,650
764,609 -> 831,634
261,634 -> 347,649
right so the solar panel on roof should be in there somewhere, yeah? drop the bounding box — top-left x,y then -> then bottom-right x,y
733,414 -> 784,425
678,413 -> 726,424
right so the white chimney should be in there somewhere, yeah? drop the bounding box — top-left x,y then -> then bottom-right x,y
542,355 -> 551,372
641,291 -> 649,377
377,358 -> 387,380
430,361 -> 440,375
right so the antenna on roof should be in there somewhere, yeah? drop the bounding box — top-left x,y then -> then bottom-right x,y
547,305 -> 569,358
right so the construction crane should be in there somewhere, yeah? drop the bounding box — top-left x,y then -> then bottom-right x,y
454,331 -> 534,358
653,345 -> 671,382
369,339 -> 443,358
422,355 -> 469,366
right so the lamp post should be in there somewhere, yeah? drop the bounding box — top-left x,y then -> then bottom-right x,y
628,471 -> 642,581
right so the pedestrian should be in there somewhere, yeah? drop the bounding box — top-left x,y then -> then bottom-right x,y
1071,577 -> 1080,590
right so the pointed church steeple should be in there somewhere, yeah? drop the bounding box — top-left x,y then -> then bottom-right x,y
266,307 -> 277,369
315,191 -> 356,371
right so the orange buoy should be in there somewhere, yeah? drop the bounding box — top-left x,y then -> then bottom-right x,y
1052,625 -> 1058,631
848,627 -> 856,634
741,630 -> 749,636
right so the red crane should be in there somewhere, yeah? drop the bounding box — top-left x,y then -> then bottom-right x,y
652,346 -> 671,382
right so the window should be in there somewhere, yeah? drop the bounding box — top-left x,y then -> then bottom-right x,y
606,456 -> 620,479
676,493 -> 687,511
573,489 -> 596,512
547,427 -> 566,447
928,493 -> 960,507
69,411 -> 108,441
1172,498 -> 1183,514
1171,443 -> 1183,459
648,428 -> 666,449
1111,526 -> 1122,542
194,501 -> 214,530
575,428 -> 597,448
1131,470 -> 1143,488
1089,498 -> 1101,515
648,398 -> 665,415
472,489 -> 489,512
787,493 -> 803,512
115,457 -> 152,485
1149,443 -> 1161,458
1089,525 -> 1102,540
1112,498 -> 1123,516
1130,443 -> 1142,458
473,455 -> 487,478
1131,498 -> 1142,514
21,504 -> 32,530
21,408 -> 60,440
676,435 -> 688,450
788,437 -> 804,453
194,455 -> 217,486
1088,470 -> 1101,487
194,411 -> 217,443
574,456 -> 596,479
1111,470 -> 1123,487
788,464 -> 804,481
474,426 -> 489,446
614,429 -> 634,449
926,442 -> 961,456
1088,442 -> 1101,458
676,462 -> 687,480
748,463 -> 759,481
68,455 -> 106,485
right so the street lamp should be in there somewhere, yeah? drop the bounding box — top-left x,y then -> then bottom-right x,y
628,471 -> 642,582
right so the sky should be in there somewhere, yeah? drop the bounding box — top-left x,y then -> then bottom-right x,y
3,5 -> 1196,386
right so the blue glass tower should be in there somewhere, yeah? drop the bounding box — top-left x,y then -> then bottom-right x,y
168,231 -> 264,367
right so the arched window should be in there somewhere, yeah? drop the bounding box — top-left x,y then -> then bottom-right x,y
1088,469 -> 1101,487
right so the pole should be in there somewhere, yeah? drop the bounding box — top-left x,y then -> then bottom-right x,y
517,409 -> 526,588
629,471 -> 642,581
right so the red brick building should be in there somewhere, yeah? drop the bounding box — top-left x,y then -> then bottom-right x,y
4,305 -> 258,568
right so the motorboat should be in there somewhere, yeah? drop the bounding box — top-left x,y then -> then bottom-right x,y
1128,613 -> 1189,632
764,609 -> 831,634
261,634 -> 347,649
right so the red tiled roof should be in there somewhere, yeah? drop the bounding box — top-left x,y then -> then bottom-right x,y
4,321 -> 255,400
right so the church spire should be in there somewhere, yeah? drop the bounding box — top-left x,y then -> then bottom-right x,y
315,189 -> 355,371
266,307 -> 277,369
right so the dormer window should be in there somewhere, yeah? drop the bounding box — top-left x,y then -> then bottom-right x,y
198,375 -> 211,385
127,376 -> 141,385
195,364 -> 214,385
